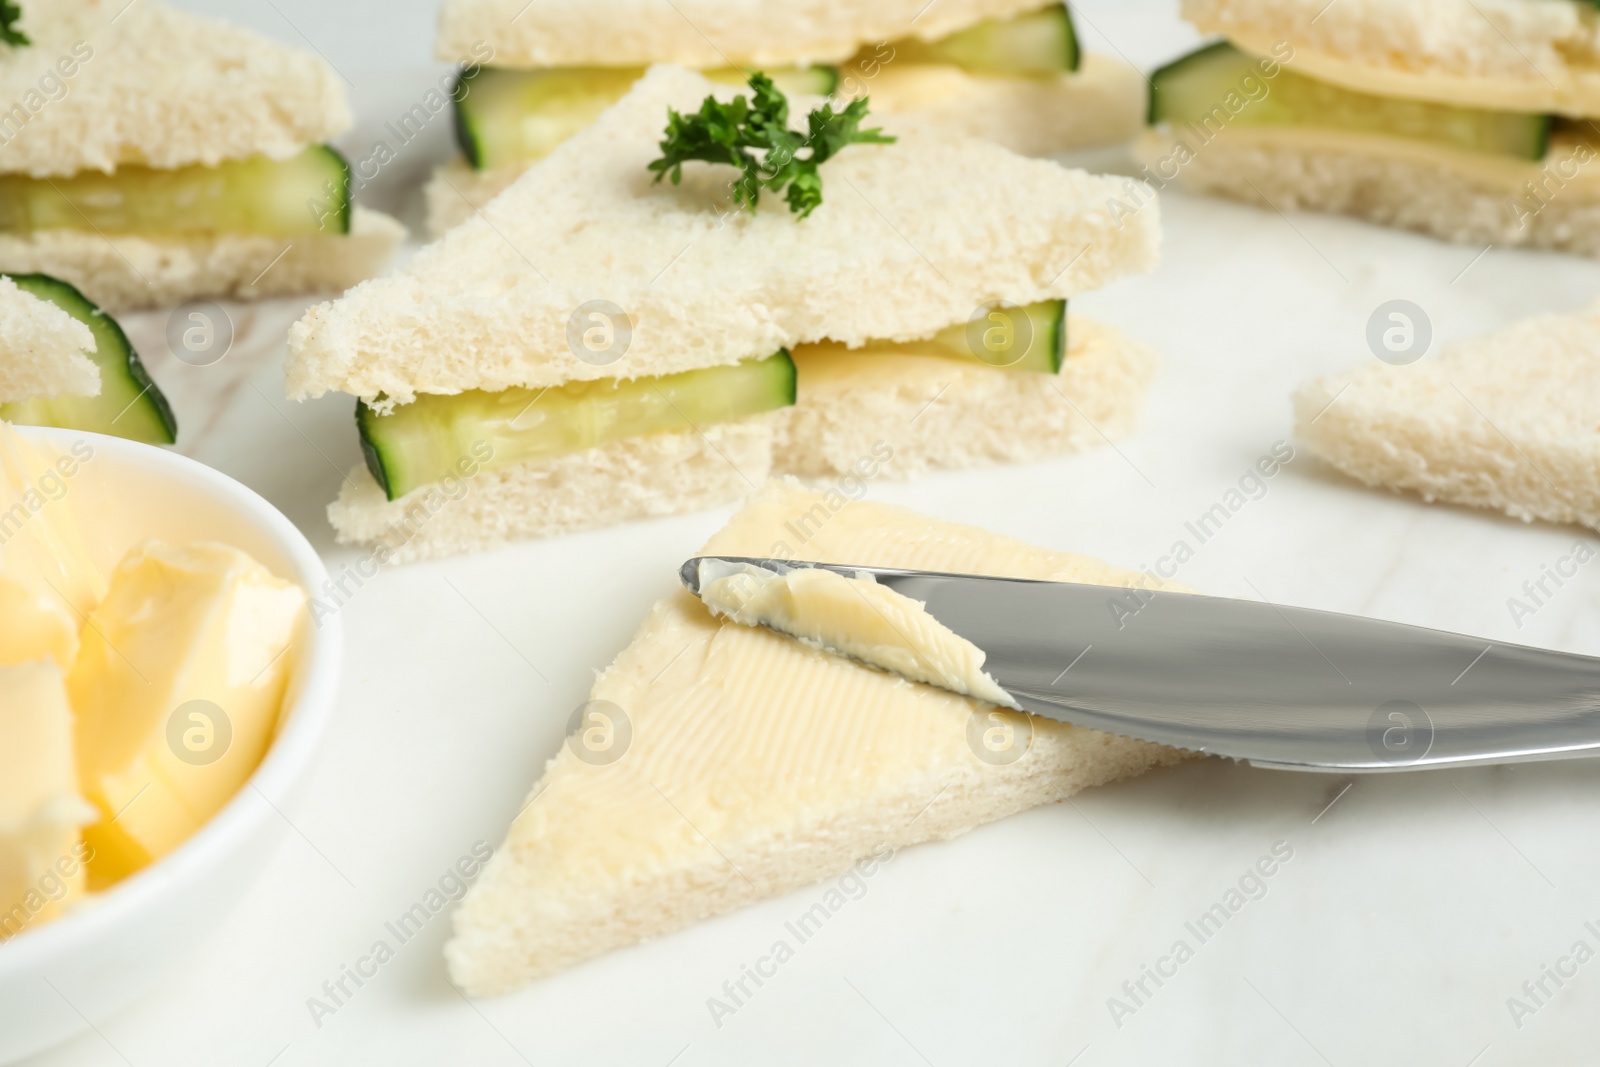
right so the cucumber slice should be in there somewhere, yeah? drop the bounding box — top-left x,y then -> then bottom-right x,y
360,352 -> 797,500
1149,42 -> 1551,161
889,3 -> 1080,75
927,299 -> 1066,372
0,146 -> 352,236
0,274 -> 177,445
454,66 -> 644,171
454,66 -> 841,170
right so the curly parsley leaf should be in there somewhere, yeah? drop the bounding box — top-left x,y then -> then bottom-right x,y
648,72 -> 894,219
0,1 -> 28,48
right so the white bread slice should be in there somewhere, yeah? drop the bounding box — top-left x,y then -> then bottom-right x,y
424,55 -> 1148,236
1184,0 -> 1600,115
1293,305 -> 1600,529
776,315 -> 1155,478
328,416 -> 776,564
445,482 -> 1185,995
1135,127 -> 1600,257
0,1 -> 350,177
439,0 -> 1056,68
0,277 -> 97,404
288,65 -> 1159,408
0,207 -> 406,314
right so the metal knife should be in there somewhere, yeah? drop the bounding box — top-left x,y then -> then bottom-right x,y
679,556 -> 1600,773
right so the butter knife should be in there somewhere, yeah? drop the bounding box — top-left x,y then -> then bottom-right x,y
680,557 -> 1600,772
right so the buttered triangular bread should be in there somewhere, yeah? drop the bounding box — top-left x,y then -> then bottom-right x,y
446,482 -> 1186,995
0,277 -> 97,404
288,64 -> 1159,407
1294,305 -> 1600,531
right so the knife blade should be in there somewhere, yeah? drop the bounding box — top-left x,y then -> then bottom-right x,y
680,556 -> 1600,772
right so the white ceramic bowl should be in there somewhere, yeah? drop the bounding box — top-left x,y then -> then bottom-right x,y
0,428 -> 341,1064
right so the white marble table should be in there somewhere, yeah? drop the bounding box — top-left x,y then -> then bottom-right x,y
21,2 -> 1600,1064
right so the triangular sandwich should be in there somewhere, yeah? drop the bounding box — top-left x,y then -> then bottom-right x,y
0,0 -> 403,310
1138,0 -> 1600,255
288,65 -> 1160,562
426,0 -> 1145,233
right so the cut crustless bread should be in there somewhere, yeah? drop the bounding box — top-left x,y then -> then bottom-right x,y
1293,305 -> 1600,530
0,276 -> 96,403
1182,0 -> 1600,114
445,483 -> 1186,995
0,208 -> 408,314
289,65 -> 1159,408
437,0 -> 1060,69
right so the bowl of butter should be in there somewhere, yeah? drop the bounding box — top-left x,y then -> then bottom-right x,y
0,422 -> 340,1063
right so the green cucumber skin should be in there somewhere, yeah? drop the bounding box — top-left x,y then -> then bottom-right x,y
1053,2 -> 1082,74
0,273 -> 178,445
319,145 -> 355,237
452,73 -> 485,170
1045,299 -> 1067,374
1148,41 -> 1552,161
1148,40 -> 1236,127
359,352 -> 799,501
357,399 -> 394,499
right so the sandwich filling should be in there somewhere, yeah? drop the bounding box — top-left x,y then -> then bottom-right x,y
453,3 -> 1081,172
1147,42 -> 1600,196
0,147 -> 354,238
356,300 -> 1067,501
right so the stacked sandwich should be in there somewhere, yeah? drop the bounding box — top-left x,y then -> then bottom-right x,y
286,66 -> 1161,562
1295,304 -> 1600,532
0,0 -> 403,310
426,0 -> 1146,233
446,481 -> 1187,994
1141,0 -> 1600,254
0,273 -> 175,444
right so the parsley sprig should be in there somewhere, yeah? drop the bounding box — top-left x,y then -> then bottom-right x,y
648,73 -> 894,219
0,2 -> 27,48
